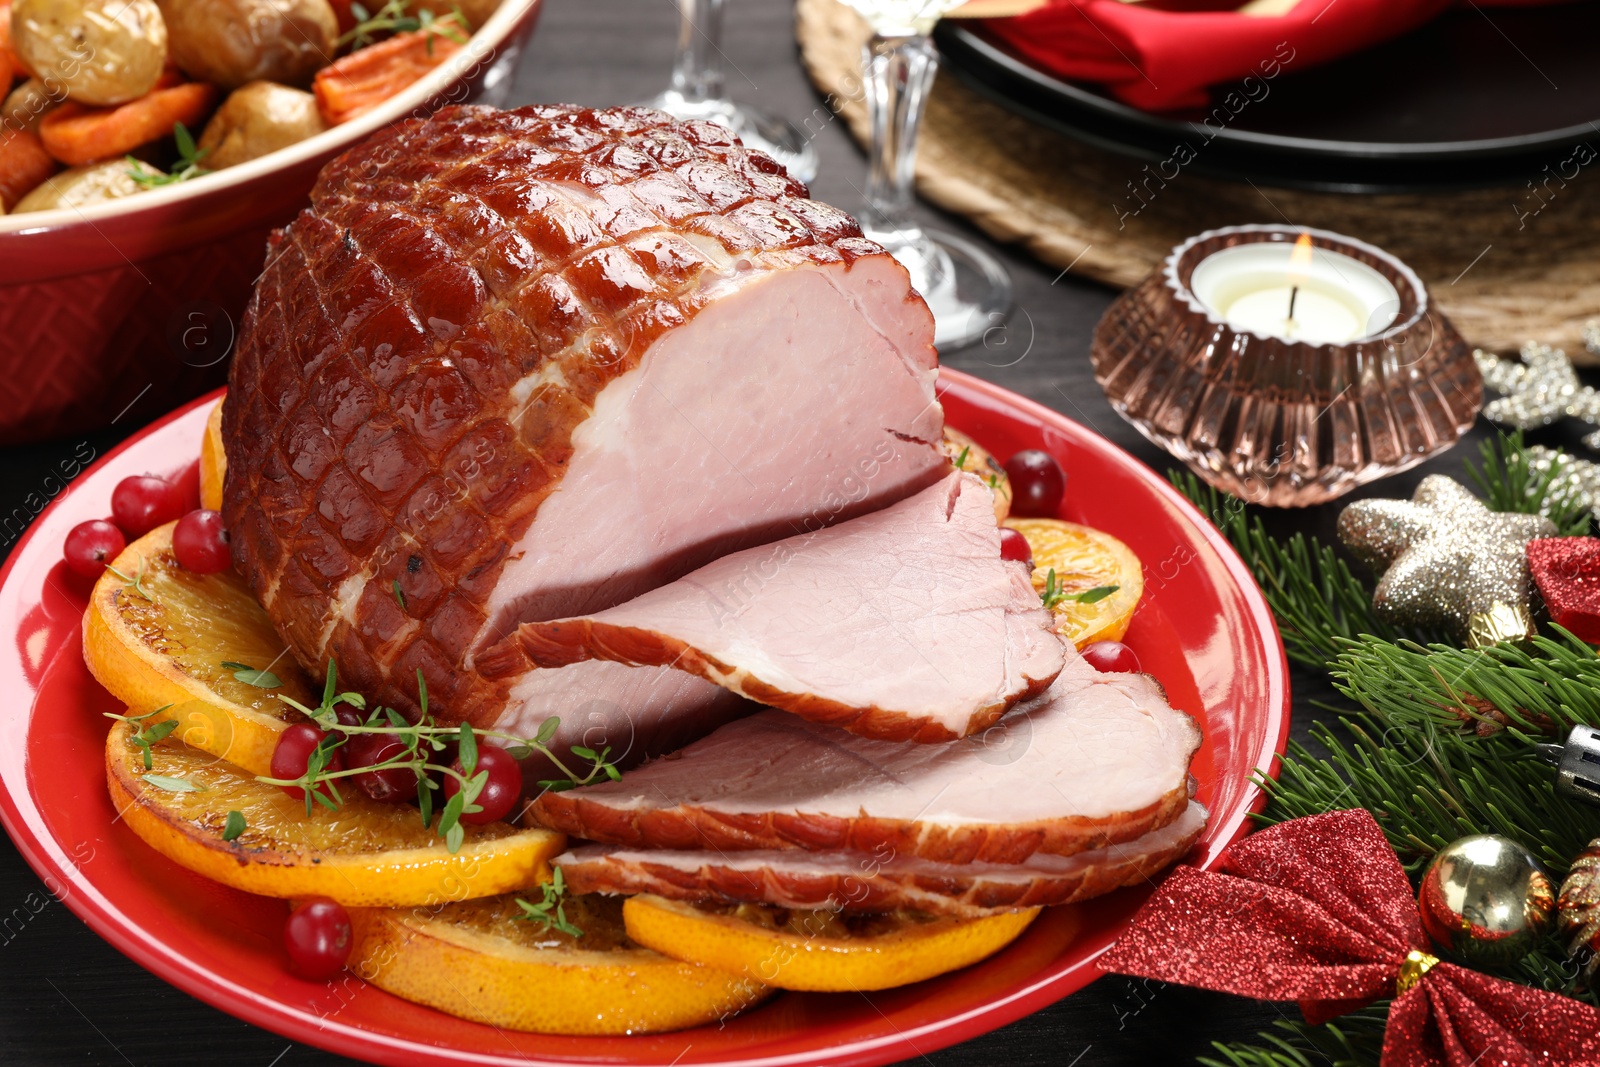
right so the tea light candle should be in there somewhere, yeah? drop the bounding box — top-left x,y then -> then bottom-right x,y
1189,234 -> 1402,345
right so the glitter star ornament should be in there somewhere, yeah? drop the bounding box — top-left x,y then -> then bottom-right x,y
1476,340 -> 1600,449
1337,475 -> 1556,645
1526,445 -> 1600,522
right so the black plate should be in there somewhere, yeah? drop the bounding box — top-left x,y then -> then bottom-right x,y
933,4 -> 1600,192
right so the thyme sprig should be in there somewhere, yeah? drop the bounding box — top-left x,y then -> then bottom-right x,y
128,123 -> 210,186
338,0 -> 467,50
258,663 -> 621,851
514,867 -> 582,938
107,556 -> 154,601
1038,569 -> 1118,610
106,707 -> 178,770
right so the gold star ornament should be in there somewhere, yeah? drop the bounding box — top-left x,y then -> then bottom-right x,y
1336,475 -> 1556,645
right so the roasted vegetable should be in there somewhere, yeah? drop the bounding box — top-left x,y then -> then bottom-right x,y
10,0 -> 168,106
38,79 -> 215,164
2,76 -> 64,131
197,80 -> 322,168
0,0 -> 17,87
11,155 -> 158,210
313,22 -> 459,125
163,0 -> 338,90
0,126 -> 57,208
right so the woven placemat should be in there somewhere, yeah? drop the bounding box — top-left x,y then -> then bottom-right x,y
796,0 -> 1600,360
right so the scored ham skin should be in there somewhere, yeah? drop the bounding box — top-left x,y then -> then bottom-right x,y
530,655 -> 1202,863
222,104 -> 947,734
514,472 -> 1064,742
555,803 -> 1208,919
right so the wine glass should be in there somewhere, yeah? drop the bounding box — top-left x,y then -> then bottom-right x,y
639,0 -> 820,184
846,0 -> 1011,349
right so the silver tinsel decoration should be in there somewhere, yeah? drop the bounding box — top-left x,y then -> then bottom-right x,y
1475,338 -> 1600,450
1526,445 -> 1600,522
1337,475 -> 1556,645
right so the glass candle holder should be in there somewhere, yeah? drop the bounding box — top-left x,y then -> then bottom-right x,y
1091,225 -> 1483,507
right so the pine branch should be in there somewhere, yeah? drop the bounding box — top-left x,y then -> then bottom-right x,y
1199,1007 -> 1388,1067
1468,430 -> 1591,536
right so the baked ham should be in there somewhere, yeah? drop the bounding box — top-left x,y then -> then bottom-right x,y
515,472 -> 1063,742
530,656 -> 1202,863
553,803 -> 1209,919
222,104 -> 948,745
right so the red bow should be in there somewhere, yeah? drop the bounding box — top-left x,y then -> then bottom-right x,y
1098,809 -> 1600,1066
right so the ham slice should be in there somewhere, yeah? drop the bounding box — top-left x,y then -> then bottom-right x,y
222,104 -> 949,737
530,656 -> 1202,862
554,803 -> 1209,919
513,472 -> 1063,742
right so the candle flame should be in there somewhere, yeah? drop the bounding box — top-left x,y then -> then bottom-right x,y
1287,232 -> 1315,285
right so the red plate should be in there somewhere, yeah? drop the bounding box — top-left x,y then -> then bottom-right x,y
0,370 -> 1290,1067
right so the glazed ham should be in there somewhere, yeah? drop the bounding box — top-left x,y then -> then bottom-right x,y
553,803 -> 1209,919
530,656 -> 1203,863
222,105 -> 947,742
515,472 -> 1063,742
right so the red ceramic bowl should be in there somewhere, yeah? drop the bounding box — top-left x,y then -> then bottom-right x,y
0,0 -> 543,446
0,370 -> 1292,1066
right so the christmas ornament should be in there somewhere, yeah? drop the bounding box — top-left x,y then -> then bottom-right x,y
1337,475 -> 1556,645
1535,723 -> 1600,809
1416,834 -> 1554,967
1100,809 -> 1600,1067
1527,537 -> 1600,643
1476,341 -> 1600,449
1525,445 -> 1600,523
1557,839 -> 1600,977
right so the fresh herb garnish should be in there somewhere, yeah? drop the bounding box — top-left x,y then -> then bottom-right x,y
221,661 -> 282,688
222,810 -> 247,841
106,707 -> 178,770
338,0 -> 467,51
107,556 -> 154,601
142,773 -> 205,793
128,123 -> 210,186
1039,569 -> 1119,610
392,579 -> 406,609
952,445 -> 970,471
260,663 -> 620,850
514,867 -> 583,938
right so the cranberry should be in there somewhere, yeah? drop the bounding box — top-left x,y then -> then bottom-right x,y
1082,640 -> 1141,674
171,510 -> 230,574
172,461 -> 202,512
444,744 -> 522,825
998,527 -> 1033,568
270,723 -> 345,802
1003,450 -> 1067,518
350,735 -> 418,803
63,520 -> 126,579
110,475 -> 186,538
283,898 -> 352,980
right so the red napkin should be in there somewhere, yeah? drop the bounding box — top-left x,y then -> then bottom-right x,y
981,0 -> 1557,112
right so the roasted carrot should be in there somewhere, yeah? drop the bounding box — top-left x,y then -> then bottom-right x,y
38,81 -> 217,166
314,27 -> 463,126
0,1 -> 15,89
0,127 -> 59,211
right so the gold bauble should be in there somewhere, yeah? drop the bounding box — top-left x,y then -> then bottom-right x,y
1418,834 -> 1555,967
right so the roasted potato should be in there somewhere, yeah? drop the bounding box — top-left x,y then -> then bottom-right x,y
11,156 -> 157,211
197,80 -> 323,168
11,0 -> 168,106
2,76 -> 65,132
162,0 -> 338,90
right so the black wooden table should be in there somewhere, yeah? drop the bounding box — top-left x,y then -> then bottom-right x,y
0,0 -> 1582,1062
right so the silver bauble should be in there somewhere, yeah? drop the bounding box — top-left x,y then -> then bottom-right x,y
1418,834 -> 1555,967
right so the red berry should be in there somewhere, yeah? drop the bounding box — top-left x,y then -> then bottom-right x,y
270,723 -> 345,802
173,461 -> 202,512
63,520 -> 125,579
350,735 -> 418,803
998,527 -> 1033,567
110,475 -> 185,538
444,744 -> 522,825
283,898 -> 352,980
1003,450 -> 1067,518
1081,640 -> 1141,674
171,510 -> 230,574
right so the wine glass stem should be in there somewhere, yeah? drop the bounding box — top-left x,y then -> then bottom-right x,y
670,0 -> 727,105
862,33 -> 938,241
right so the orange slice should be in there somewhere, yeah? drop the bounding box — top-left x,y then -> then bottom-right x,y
941,427 -> 1012,521
348,893 -> 773,1034
622,895 -> 1038,992
1003,518 -> 1144,647
82,522 -> 313,777
105,719 -> 566,907
200,398 -> 225,512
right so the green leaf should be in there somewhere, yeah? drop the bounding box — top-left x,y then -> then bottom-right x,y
418,775 -> 436,829
416,669 -> 429,718
534,716 -> 559,745
1071,584 -> 1119,604
457,722 -> 478,776
221,662 -> 282,689
222,810 -> 246,841
569,745 -> 596,760
173,121 -> 196,158
392,579 -> 406,610
445,820 -> 465,854
142,774 -> 204,793
141,719 -> 179,745
953,444 -> 970,471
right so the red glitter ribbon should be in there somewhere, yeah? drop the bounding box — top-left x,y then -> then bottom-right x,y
1098,809 -> 1600,1066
